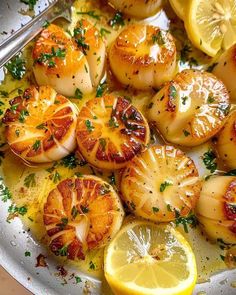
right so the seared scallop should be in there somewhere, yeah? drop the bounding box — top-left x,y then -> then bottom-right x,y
2,86 -> 78,163
109,24 -> 176,90
76,94 -> 150,170
32,22 -> 105,97
213,44 -> 236,103
148,69 -> 230,147
196,176 -> 236,244
120,145 -> 201,222
108,0 -> 163,18
217,111 -> 236,169
43,176 -> 124,260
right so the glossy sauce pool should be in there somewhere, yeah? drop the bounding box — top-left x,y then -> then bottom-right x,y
0,0 -> 233,286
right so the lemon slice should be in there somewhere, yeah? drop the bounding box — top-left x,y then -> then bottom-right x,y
185,0 -> 236,57
104,221 -> 197,295
169,0 -> 188,20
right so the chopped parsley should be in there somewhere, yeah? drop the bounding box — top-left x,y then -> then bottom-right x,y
207,63 -> 218,73
0,178 -> 12,202
35,47 -> 66,68
169,85 -> 177,99
51,171 -> 61,184
108,173 -> 116,185
109,117 -> 119,128
25,251 -> 31,257
100,28 -> 111,37
180,44 -> 192,64
109,12 -> 125,28
57,217 -> 68,230
42,20 -> 50,28
19,109 -> 29,123
60,153 -> 79,169
152,31 -> 165,45
181,96 -> 188,105
218,103 -> 230,116
225,169 -> 236,176
160,181 -> 172,192
100,184 -> 111,195
58,245 -> 68,256
99,138 -> 107,151
24,173 -> 36,188
8,204 -> 27,216
96,81 -> 108,97
202,149 -> 217,173
77,10 -> 101,20
75,88 -> 83,100
75,276 -> 82,283
36,123 -> 47,130
152,207 -> 159,213
20,0 -> 37,10
32,140 -> 40,151
71,206 -> 78,219
175,214 -> 198,233
81,205 -> 89,213
5,55 -> 26,80
84,120 -> 94,133
183,129 -> 190,137
207,95 -> 215,104
0,90 -> 9,97
73,22 -> 90,55
89,261 -> 96,270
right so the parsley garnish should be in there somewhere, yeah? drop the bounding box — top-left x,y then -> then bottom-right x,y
152,207 -> 159,213
36,123 -> 47,130
32,140 -> 40,151
75,88 -> 83,100
0,90 -> 8,97
77,10 -> 100,20
19,109 -> 29,123
57,217 -> 68,230
160,181 -> 172,192
99,138 -> 106,151
181,96 -> 188,105
207,63 -> 218,73
73,22 -> 90,55
175,214 -> 198,233
60,153 -> 78,169
71,206 -> 78,219
100,184 -> 111,195
183,129 -> 190,137
81,205 -> 89,213
96,81 -> 108,97
51,171 -> 61,184
152,31 -> 165,45
0,177 -> 12,202
8,204 -> 27,216
24,173 -> 36,188
5,55 -> 26,80
203,149 -> 217,173
75,276 -> 82,283
25,251 -> 31,257
169,85 -> 177,99
100,28 -> 111,37
85,120 -> 94,132
89,261 -> 96,270
207,95 -> 215,104
180,44 -> 192,64
58,245 -> 68,256
109,12 -> 125,28
109,117 -> 119,128
20,0 -> 37,10
108,173 -> 116,185
225,169 -> 236,176
36,47 -> 66,67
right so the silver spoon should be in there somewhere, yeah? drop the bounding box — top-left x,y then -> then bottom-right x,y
0,0 -> 73,68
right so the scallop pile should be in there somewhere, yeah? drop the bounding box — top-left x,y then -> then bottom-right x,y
1,0 -> 236,271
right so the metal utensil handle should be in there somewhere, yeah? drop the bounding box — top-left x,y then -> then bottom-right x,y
0,1 -> 60,69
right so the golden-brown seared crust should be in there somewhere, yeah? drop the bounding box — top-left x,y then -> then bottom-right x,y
2,85 -> 78,163
196,176 -> 236,244
43,176 -> 124,260
217,110 -> 236,169
109,24 -> 176,89
147,69 -> 230,146
76,94 -> 150,170
120,145 -> 201,222
33,24 -> 83,76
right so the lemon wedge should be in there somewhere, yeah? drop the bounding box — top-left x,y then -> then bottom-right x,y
185,0 -> 236,57
104,220 -> 197,295
169,0 -> 188,20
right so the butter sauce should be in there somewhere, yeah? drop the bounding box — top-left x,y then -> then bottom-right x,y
0,0 -> 233,284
